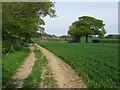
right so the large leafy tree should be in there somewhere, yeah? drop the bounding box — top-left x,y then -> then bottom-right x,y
2,2 -> 56,53
68,16 -> 106,43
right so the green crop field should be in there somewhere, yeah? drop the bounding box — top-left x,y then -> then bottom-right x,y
37,42 -> 119,88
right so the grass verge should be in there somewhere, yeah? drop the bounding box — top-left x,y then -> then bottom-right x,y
2,47 -> 30,87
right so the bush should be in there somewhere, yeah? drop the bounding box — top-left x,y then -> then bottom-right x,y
101,40 -> 120,43
65,39 -> 68,41
92,40 -> 100,43
68,39 -> 79,43
2,41 -> 11,54
68,40 -> 73,43
92,39 -> 120,43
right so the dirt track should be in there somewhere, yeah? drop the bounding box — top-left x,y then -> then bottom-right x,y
35,44 -> 87,88
9,45 -> 36,88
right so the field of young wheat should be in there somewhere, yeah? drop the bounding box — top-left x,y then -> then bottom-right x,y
38,42 -> 119,88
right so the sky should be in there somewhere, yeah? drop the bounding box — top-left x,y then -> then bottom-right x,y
43,2 -> 118,36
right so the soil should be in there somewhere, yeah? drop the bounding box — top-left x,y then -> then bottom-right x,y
35,44 -> 87,88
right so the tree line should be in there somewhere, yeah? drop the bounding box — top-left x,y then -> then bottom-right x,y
2,2 -> 56,53
2,2 -> 108,54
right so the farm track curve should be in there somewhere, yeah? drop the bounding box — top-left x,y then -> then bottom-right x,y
35,44 -> 87,88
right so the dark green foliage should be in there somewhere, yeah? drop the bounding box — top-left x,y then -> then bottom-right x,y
65,39 -> 68,41
2,2 -> 56,53
92,39 -> 101,43
92,39 -> 120,43
2,41 -> 11,54
101,40 -> 120,43
68,39 -> 80,43
37,42 -> 119,88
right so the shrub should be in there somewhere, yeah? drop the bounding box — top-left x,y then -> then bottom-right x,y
101,40 -> 120,43
92,39 -> 120,43
2,41 -> 11,54
92,40 -> 100,43
65,39 -> 68,41
68,39 -> 80,43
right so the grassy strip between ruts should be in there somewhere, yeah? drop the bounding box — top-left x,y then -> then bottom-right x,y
23,46 -> 44,88
2,46 -> 30,87
41,64 -> 58,88
23,45 -> 58,88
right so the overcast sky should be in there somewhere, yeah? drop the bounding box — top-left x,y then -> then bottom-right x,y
43,2 -> 118,36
